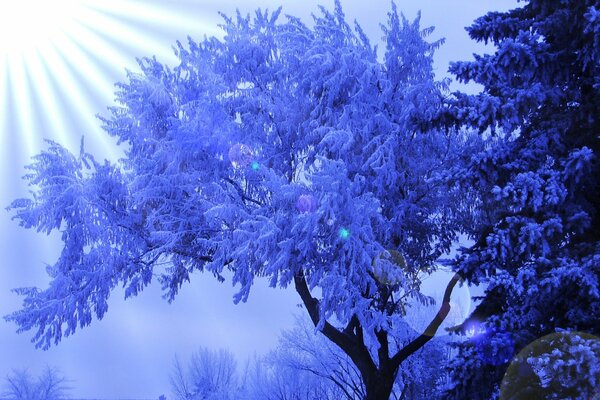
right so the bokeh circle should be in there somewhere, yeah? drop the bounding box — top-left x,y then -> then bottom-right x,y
499,331 -> 600,400
228,143 -> 253,168
403,266 -> 471,337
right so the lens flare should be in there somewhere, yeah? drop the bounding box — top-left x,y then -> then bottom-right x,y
500,332 -> 600,400
228,143 -> 253,169
338,227 -> 350,240
404,267 -> 471,337
372,250 -> 406,286
296,194 -> 318,214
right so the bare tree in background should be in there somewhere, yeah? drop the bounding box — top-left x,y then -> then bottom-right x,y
241,353 -> 346,400
3,366 -> 70,400
171,355 -> 194,400
170,347 -> 237,400
272,315 -> 365,400
170,316 -> 452,400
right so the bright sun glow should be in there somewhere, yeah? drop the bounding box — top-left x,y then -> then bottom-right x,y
0,0 -> 80,55
0,0 -> 215,189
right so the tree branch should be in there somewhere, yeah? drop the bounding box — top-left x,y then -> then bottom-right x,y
224,177 -> 263,207
390,272 -> 461,369
343,314 -> 359,336
293,272 -> 377,377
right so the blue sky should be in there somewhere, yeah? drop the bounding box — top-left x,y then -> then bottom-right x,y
0,1 -> 516,398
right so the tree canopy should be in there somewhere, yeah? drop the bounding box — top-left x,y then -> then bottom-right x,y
6,2 -> 470,399
443,0 -> 600,398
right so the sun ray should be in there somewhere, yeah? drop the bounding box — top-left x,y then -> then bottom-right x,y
7,55 -> 37,158
50,34 -> 127,160
0,56 -> 15,194
53,32 -> 117,106
0,54 -> 9,133
66,19 -> 139,73
26,49 -> 76,149
36,42 -> 112,157
74,6 -> 178,62
2,0 -> 225,184
85,0 -> 222,39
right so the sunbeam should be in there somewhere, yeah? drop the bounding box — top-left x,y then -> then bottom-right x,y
8,55 -> 37,157
24,51 -> 72,147
0,0 -> 216,180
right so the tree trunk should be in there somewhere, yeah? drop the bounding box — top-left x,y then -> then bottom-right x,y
293,271 -> 461,400
364,371 -> 396,400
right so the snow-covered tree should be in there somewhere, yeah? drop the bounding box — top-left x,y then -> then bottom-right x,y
442,0 -> 600,398
7,2 -> 471,398
241,351 -> 345,400
270,315 -> 365,400
2,367 -> 70,400
170,348 -> 237,400
269,314 -> 450,400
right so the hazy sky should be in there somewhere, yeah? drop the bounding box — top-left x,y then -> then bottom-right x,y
0,1 -> 516,398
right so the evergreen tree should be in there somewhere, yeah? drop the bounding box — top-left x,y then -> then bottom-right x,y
7,2 -> 468,399
444,1 -> 600,398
